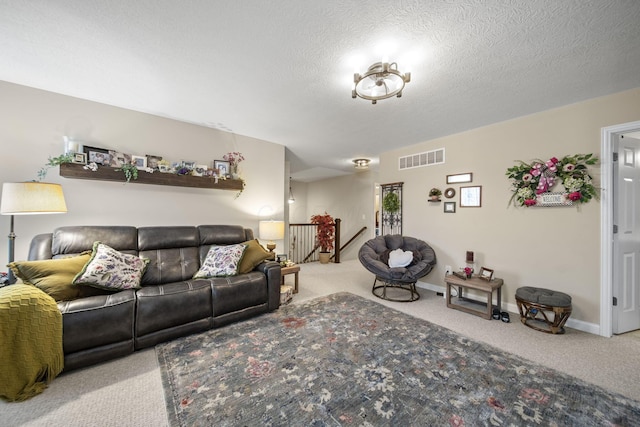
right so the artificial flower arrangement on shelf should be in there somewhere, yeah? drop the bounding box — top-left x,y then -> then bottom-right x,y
505,153 -> 598,207
223,151 -> 245,178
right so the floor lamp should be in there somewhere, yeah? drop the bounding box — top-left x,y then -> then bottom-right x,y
0,182 -> 68,284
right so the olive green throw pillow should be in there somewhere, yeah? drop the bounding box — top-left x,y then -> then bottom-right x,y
238,239 -> 275,274
8,253 -> 108,301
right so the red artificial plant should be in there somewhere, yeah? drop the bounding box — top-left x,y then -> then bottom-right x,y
310,212 -> 335,253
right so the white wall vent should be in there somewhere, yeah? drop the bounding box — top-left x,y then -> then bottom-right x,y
398,148 -> 445,170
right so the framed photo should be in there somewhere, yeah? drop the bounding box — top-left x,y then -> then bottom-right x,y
108,151 -> 132,168
444,201 -> 456,213
446,172 -> 473,184
83,146 -> 111,166
131,155 -> 147,169
71,152 -> 87,164
157,164 -> 170,173
460,185 -> 482,207
479,267 -> 494,281
182,161 -> 196,170
214,160 -> 230,177
146,155 -> 162,170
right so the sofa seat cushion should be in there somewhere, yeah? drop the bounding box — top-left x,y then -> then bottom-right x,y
210,272 -> 268,317
135,280 -> 213,337
57,290 -> 136,354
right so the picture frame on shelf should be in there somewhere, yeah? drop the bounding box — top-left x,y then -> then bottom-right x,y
479,267 -> 494,281
72,152 -> 87,164
108,151 -> 131,168
83,146 -> 111,165
182,161 -> 196,170
460,185 -> 482,207
446,172 -> 473,184
131,155 -> 147,169
444,201 -> 456,213
146,155 -> 162,170
214,160 -> 230,177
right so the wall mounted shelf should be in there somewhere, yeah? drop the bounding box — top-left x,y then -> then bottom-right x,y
59,163 -> 244,191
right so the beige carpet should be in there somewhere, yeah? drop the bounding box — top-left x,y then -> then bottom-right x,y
3,259 -> 640,426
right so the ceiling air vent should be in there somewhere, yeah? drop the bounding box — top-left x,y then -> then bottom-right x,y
398,148 -> 445,170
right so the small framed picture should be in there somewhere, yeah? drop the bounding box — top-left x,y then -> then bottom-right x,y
214,160 -> 230,177
182,161 -> 196,170
146,155 -> 162,170
460,185 -> 482,207
157,164 -> 170,173
72,152 -> 87,164
83,146 -> 111,165
444,201 -> 456,213
479,267 -> 494,281
131,155 -> 147,169
108,151 -> 132,168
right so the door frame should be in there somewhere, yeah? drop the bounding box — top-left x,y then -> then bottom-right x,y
601,120 -> 640,337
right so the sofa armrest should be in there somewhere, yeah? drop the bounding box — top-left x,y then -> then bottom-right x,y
255,261 -> 281,310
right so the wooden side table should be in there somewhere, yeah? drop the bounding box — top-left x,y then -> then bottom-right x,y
280,265 -> 300,293
445,274 -> 504,320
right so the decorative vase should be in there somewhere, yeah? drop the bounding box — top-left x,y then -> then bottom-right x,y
319,252 -> 330,264
230,164 -> 239,179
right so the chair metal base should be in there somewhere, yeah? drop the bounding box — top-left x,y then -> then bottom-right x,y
371,277 -> 420,302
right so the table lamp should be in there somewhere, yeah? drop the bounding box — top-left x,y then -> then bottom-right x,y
1,182 -> 68,284
259,220 -> 284,252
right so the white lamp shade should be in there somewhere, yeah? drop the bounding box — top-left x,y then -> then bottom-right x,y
259,220 -> 285,241
0,182 -> 68,215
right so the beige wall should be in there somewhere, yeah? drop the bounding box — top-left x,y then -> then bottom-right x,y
379,88 -> 640,327
303,171 -> 378,261
0,81 -> 287,262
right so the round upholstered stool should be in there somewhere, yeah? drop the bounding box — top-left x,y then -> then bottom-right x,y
515,286 -> 572,334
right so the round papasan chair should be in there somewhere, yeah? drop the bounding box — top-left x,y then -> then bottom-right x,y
358,234 -> 437,302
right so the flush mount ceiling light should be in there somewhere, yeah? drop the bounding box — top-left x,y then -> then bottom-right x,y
353,158 -> 370,169
352,62 -> 411,104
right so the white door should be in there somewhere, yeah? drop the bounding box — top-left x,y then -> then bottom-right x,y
613,134 -> 640,334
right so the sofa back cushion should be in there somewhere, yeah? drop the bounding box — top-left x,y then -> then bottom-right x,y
51,226 -> 138,258
197,225 -> 253,262
138,226 -> 200,285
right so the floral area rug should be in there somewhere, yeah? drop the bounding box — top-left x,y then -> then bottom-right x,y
156,292 -> 640,426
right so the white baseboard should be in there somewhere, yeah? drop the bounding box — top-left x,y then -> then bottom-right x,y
416,280 -> 599,335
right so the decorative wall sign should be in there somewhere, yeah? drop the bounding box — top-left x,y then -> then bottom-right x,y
505,154 -> 598,207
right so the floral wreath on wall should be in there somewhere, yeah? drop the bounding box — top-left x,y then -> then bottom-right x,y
505,154 -> 598,207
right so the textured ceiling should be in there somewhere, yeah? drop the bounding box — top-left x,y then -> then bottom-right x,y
1,0 -> 639,181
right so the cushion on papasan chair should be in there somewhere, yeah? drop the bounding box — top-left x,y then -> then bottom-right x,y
358,234 -> 437,284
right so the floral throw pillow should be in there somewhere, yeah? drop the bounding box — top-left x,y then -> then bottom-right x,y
193,244 -> 247,279
73,242 -> 149,291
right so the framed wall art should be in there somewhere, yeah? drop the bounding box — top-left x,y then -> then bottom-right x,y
444,202 -> 456,213
460,185 -> 482,207
446,172 -> 473,184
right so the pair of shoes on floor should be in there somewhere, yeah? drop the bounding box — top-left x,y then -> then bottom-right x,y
492,308 -> 510,323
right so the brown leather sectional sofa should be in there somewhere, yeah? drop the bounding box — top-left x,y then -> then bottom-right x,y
27,225 -> 281,371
